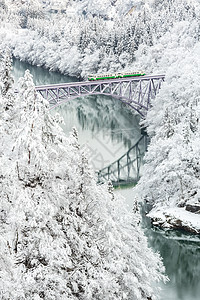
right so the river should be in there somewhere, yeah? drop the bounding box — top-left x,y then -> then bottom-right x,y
12,59 -> 200,300
12,58 -> 141,171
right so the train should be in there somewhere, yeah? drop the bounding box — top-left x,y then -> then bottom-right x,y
88,71 -> 145,81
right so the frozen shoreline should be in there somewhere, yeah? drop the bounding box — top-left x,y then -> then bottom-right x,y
148,206 -> 200,234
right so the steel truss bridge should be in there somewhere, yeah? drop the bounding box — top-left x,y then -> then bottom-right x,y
97,135 -> 148,186
36,74 -> 165,185
36,74 -> 165,117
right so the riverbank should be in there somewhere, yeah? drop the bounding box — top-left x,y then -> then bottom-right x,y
148,206 -> 200,234
0,17 -> 131,79
115,188 -> 200,300
2,4 -> 200,237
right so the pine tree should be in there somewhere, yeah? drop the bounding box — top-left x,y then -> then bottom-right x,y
0,50 -> 16,159
137,42 -> 200,212
0,70 -> 166,299
0,49 -> 14,106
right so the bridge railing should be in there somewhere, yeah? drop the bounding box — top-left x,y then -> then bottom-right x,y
35,75 -> 165,117
97,135 -> 149,186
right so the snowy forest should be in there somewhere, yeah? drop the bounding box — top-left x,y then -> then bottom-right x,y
0,0 -> 200,299
0,51 -> 167,299
0,0 -> 199,233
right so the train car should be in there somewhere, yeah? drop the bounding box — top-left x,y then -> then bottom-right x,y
88,71 -> 145,81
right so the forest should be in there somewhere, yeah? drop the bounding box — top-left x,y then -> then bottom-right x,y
0,0 -> 200,299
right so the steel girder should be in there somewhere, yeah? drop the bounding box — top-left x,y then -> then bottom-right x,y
36,75 -> 165,117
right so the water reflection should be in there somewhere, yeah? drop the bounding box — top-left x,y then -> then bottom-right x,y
12,59 -> 141,170
149,229 -> 200,300
56,96 -> 141,145
55,96 -> 141,170
12,58 -> 78,86
115,188 -> 200,300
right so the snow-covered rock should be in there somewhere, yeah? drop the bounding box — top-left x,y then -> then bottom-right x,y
148,207 -> 200,234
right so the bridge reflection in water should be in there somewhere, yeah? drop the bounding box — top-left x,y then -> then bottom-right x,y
97,135 -> 148,186
36,75 -> 164,185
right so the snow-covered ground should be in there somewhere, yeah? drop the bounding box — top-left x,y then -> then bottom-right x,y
148,207 -> 200,234
1,0 -> 200,235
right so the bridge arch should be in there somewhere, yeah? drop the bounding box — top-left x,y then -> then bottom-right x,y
47,92 -> 149,117
36,75 -> 165,118
36,75 -> 165,185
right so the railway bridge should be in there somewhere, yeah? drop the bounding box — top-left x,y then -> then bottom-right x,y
36,74 -> 165,117
36,74 -> 165,185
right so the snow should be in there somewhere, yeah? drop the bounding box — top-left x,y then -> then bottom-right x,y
0,51 -> 167,299
0,0 -> 164,78
0,2 -> 200,296
1,0 -> 200,235
148,207 -> 200,234
131,1 -> 200,234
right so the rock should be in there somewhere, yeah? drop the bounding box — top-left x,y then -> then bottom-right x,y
149,208 -> 200,234
186,204 -> 200,214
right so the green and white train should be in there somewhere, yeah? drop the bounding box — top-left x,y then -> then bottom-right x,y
88,71 -> 145,81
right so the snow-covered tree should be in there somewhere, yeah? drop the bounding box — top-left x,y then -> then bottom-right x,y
0,49 -> 14,98
136,25 -> 200,228
0,50 -> 15,158
0,70 -> 166,299
1,0 -> 200,78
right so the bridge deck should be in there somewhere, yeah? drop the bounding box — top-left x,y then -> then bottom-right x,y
34,74 -> 165,117
35,74 -> 165,90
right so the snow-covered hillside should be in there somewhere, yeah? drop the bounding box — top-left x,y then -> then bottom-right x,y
0,0 -> 200,232
0,51 -> 166,299
40,0 -> 141,17
1,0 -> 199,78
134,1 -> 200,233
